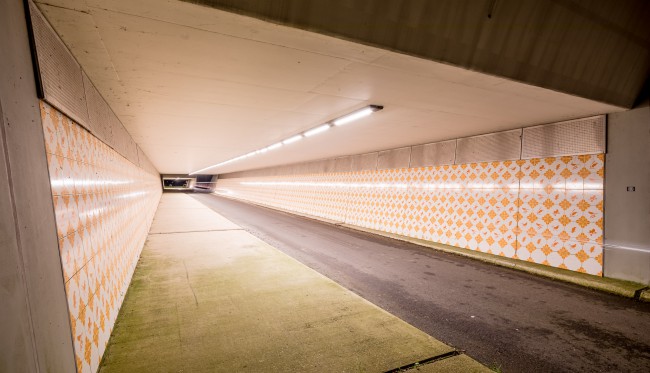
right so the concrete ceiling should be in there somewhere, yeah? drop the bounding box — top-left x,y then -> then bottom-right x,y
37,0 -> 626,175
192,0 -> 650,109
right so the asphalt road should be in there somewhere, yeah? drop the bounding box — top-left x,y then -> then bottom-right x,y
191,194 -> 650,373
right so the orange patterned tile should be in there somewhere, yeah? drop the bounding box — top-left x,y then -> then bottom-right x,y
40,101 -> 161,373
216,153 -> 604,277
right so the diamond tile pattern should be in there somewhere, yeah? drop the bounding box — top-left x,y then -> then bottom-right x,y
217,156 -> 604,276
41,101 -> 161,373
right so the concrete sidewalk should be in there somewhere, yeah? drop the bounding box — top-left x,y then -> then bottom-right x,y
99,193 -> 488,372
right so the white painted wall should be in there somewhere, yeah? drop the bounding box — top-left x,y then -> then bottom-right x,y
605,103 -> 650,284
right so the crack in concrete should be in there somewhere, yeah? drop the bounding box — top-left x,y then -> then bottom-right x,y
183,260 -> 199,307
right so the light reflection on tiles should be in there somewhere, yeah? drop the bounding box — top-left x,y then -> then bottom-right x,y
40,101 -> 161,373
217,156 -> 604,276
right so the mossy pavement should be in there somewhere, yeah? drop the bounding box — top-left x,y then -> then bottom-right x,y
99,194 -> 489,372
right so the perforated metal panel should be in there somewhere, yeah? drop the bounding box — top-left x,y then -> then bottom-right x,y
455,129 -> 522,164
29,2 -> 88,125
377,147 -> 411,170
83,73 -> 116,146
120,127 -> 139,166
350,152 -> 378,172
522,116 -> 606,159
334,156 -> 352,173
410,140 -> 456,167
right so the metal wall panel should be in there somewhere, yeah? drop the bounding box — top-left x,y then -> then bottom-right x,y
83,73 -> 116,147
410,140 -> 456,167
377,147 -> 411,170
334,156 -> 352,173
350,152 -> 378,172
522,116 -> 606,159
322,158 -> 337,173
29,2 -> 88,126
111,121 -> 139,165
456,129 -> 522,164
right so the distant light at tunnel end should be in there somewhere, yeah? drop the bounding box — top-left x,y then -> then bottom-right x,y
189,104 -> 383,175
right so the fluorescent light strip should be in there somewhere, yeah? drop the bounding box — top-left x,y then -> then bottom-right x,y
304,124 -> 331,137
189,105 -> 383,175
282,134 -> 303,144
333,107 -> 373,126
267,142 -> 283,150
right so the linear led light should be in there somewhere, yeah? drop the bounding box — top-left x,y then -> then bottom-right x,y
333,105 -> 383,126
304,124 -> 331,137
267,142 -> 283,151
282,135 -> 303,145
189,104 -> 383,175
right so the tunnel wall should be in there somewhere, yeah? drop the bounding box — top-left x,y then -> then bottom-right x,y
217,154 -> 604,276
1,1 -> 76,371
40,101 -> 161,372
22,3 -> 162,371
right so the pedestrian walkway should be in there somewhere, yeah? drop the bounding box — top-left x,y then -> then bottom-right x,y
98,193 -> 488,372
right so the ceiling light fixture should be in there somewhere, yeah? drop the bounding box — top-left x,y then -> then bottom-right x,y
266,142 -> 283,151
304,124 -> 331,137
282,135 -> 303,145
333,105 -> 383,126
189,104 -> 383,175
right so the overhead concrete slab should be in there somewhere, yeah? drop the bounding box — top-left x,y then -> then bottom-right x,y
100,193 -> 487,372
35,0 -> 624,175
188,0 -> 650,109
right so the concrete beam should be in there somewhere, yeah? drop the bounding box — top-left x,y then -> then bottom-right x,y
191,0 -> 650,108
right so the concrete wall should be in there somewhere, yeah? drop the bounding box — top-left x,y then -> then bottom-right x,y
0,1 -> 76,371
604,104 -> 650,283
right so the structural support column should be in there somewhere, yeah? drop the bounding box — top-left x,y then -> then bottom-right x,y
0,0 -> 76,371
604,101 -> 650,284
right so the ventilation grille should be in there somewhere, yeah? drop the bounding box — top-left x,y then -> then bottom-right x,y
522,116 -> 606,158
30,2 -> 88,125
410,140 -> 456,167
456,129 -> 522,164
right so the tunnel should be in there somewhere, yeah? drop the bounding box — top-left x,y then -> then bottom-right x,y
2,0 -> 650,372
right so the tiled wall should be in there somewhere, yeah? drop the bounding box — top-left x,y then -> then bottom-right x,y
40,102 -> 161,373
216,155 -> 604,275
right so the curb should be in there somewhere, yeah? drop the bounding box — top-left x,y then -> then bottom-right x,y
337,223 -> 648,301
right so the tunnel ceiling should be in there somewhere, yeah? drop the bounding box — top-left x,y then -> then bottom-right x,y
35,0 -> 634,175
